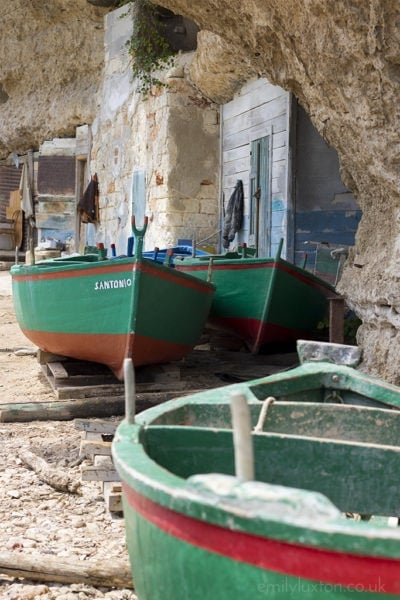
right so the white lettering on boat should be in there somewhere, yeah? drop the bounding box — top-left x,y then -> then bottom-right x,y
94,278 -> 132,290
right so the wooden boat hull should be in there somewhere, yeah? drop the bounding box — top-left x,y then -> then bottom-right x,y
11,257 -> 215,379
113,351 -> 400,599
175,254 -> 334,352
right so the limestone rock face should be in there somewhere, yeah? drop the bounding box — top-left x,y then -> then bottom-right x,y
2,0 -> 400,381
0,0 -> 109,157
155,0 -> 400,383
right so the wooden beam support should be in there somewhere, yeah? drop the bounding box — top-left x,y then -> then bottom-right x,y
328,295 -> 345,344
0,550 -> 133,588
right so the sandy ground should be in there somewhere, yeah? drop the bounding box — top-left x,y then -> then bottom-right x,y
0,271 -> 136,599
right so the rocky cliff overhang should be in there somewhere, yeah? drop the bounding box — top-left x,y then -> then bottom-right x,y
0,0 -> 111,158
154,0 -> 400,384
1,0 -> 400,382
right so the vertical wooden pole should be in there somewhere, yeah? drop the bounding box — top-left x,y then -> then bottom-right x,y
329,296 -> 345,344
123,359 -> 136,424
28,149 -> 35,265
230,393 -> 254,481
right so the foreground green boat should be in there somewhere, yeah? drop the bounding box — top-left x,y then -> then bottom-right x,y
10,220 -> 215,380
113,341 -> 400,599
175,241 -> 335,352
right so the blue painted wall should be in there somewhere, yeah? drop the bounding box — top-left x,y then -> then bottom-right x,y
293,104 -> 362,272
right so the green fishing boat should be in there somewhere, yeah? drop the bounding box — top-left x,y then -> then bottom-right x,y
10,219 -> 215,380
113,341 -> 400,599
174,241 -> 335,352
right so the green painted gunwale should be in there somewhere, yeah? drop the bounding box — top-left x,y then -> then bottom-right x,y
174,253 -> 334,350
112,359 -> 400,599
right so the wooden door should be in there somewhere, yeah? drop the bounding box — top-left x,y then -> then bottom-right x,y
249,136 -> 271,257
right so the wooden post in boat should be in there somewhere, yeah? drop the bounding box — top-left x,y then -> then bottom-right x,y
230,393 -> 254,481
131,215 -> 148,258
275,237 -> 284,261
207,257 -> 214,283
123,359 -> 136,424
164,248 -> 173,267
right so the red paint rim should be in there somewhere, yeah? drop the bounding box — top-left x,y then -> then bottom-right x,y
123,485 -> 400,594
12,260 -> 214,295
177,260 -> 333,294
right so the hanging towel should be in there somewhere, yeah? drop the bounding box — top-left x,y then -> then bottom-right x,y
19,162 -> 34,218
222,179 -> 244,249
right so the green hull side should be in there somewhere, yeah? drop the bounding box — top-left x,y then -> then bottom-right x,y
11,259 -> 213,343
123,497 -> 392,600
11,258 -> 214,375
12,265 -> 133,335
176,258 -> 332,348
113,403 -> 400,600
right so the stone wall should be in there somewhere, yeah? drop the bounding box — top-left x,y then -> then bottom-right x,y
90,6 -> 220,254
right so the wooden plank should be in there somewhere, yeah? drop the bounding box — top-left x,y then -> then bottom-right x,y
47,361 -> 69,380
37,349 -> 67,365
74,419 -> 119,434
6,206 -> 16,219
9,189 -> 22,209
0,550 -> 132,588
35,212 -> 76,231
55,384 -> 124,400
223,80 -> 286,120
223,114 -> 287,152
83,431 -> 104,441
80,440 -> 112,458
224,95 -> 287,135
329,296 -> 345,344
0,396 -> 126,422
37,199 -> 76,215
55,380 -> 185,400
0,390 -> 204,423
103,482 -> 123,513
81,466 -> 120,482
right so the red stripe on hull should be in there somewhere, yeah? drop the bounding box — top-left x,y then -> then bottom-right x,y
209,316 -> 310,350
13,261 -> 214,295
22,329 -> 192,380
123,485 -> 400,593
136,262 -> 214,294
178,260 -> 332,295
12,262 -> 133,282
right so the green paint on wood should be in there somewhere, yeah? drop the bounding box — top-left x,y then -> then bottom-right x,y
175,254 -> 333,351
112,359 -> 400,599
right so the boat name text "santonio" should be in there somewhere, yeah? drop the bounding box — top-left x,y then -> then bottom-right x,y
94,279 -> 132,290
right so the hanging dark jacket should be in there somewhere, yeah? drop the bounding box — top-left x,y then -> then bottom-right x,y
78,175 -> 99,223
222,180 -> 244,249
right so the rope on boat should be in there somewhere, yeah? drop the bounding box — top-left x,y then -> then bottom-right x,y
254,396 -> 276,433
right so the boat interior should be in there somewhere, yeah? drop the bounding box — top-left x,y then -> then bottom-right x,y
142,400 -> 400,520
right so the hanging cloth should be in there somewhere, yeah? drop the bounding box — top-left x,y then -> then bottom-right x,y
19,162 -> 34,218
222,179 -> 244,249
77,174 -> 99,223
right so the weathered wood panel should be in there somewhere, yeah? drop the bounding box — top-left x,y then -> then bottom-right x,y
35,213 -> 76,231
222,78 -> 290,254
37,156 -> 76,195
37,199 -> 75,214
